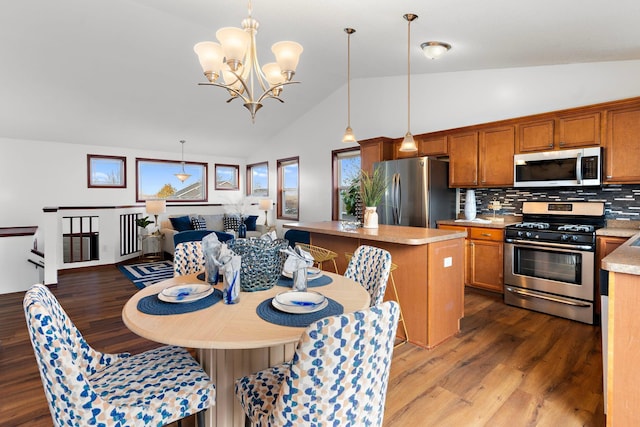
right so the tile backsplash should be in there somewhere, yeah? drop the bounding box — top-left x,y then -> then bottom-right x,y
464,185 -> 640,220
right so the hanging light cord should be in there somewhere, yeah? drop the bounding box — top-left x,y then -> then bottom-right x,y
347,30 -> 352,128
406,17 -> 412,134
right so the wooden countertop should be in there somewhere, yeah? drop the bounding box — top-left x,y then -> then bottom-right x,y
283,221 -> 466,245
602,231 -> 640,276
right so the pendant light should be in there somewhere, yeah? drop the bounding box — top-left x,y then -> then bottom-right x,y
342,28 -> 357,143
174,140 -> 191,183
399,14 -> 418,152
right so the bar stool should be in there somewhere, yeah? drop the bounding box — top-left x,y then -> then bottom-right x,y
345,252 -> 409,347
295,242 -> 339,273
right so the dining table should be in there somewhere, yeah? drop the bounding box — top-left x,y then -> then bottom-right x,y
122,271 -> 370,427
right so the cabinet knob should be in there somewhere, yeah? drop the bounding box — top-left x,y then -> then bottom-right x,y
548,143 -> 553,147
559,141 -> 565,147
481,233 -> 491,237
607,175 -> 613,179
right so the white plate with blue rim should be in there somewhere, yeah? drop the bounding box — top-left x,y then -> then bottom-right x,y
281,267 -> 323,281
272,291 -> 328,314
158,283 -> 213,303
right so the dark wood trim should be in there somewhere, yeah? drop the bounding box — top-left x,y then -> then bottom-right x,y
246,161 -> 269,197
87,154 -> 127,189
46,203 -> 226,211
31,249 -> 44,257
0,226 -> 38,237
135,157 -> 209,202
276,156 -> 300,221
27,259 -> 44,269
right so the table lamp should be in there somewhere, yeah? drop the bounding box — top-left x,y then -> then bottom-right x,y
259,199 -> 273,227
145,199 -> 166,230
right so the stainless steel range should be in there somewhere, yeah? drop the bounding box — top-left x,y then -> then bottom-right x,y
504,201 -> 605,324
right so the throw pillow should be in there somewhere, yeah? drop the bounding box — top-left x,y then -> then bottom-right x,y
191,216 -> 207,230
223,214 -> 242,231
244,215 -> 259,231
169,215 -> 193,232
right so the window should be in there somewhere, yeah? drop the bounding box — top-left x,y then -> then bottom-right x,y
214,164 -> 239,190
136,158 -> 208,202
87,154 -> 126,188
332,148 -> 361,220
246,162 -> 269,197
277,157 -> 299,220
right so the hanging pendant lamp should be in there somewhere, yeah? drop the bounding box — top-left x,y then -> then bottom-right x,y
175,140 -> 191,183
399,14 -> 418,152
342,28 -> 357,144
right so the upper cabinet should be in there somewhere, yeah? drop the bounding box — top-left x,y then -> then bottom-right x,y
395,134 -> 448,159
604,104 -> 640,183
449,126 -> 514,188
359,96 -> 640,187
517,112 -> 600,153
359,137 -> 394,175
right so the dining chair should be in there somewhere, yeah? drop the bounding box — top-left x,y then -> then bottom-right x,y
174,240 -> 205,276
345,252 -> 409,347
235,300 -> 400,426
295,242 -> 339,273
344,244 -> 392,307
23,284 -> 216,427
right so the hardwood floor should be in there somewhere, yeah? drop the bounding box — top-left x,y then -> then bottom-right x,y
0,266 -> 605,426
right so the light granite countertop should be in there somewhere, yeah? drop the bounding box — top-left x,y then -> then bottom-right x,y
601,220 -> 640,275
437,216 -> 521,230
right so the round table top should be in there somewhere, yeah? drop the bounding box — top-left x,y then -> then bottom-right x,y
122,272 -> 370,350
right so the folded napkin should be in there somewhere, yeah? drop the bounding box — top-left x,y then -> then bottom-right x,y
202,232 -> 221,283
282,246 -> 314,274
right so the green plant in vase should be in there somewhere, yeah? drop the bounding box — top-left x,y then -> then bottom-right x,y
350,168 -> 388,228
136,216 -> 153,235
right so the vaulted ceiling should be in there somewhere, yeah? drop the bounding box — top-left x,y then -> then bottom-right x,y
2,0 -> 639,157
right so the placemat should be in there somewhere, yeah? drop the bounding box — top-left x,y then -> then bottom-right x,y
137,288 -> 223,315
256,297 -> 343,327
276,275 -> 333,288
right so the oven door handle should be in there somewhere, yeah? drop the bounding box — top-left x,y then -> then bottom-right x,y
505,287 -> 592,307
505,238 -> 593,251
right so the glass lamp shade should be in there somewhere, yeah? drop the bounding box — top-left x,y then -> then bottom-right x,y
216,27 -> 250,66
145,199 -> 166,216
193,41 -> 224,79
421,42 -> 451,59
174,172 -> 191,183
222,65 -> 244,92
399,132 -> 418,152
342,126 -> 357,143
259,199 -> 273,211
271,41 -> 303,74
262,62 -> 285,86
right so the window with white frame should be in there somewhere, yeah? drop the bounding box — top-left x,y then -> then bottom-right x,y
277,157 -> 299,220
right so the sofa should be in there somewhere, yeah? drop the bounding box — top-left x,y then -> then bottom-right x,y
160,213 -> 268,256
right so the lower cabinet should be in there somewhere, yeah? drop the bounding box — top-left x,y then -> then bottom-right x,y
438,224 -> 504,293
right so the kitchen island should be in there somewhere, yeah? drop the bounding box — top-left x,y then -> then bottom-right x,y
284,221 -> 466,349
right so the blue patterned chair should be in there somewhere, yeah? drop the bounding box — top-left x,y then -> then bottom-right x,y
235,301 -> 399,426
23,284 -> 215,427
344,244 -> 392,307
173,240 -> 205,276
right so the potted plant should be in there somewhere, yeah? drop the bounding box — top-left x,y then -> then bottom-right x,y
349,168 -> 388,228
136,216 -> 153,235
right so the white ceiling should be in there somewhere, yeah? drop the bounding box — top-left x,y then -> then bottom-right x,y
1,0 -> 639,158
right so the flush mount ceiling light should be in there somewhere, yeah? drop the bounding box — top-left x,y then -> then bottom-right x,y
342,28 -> 357,144
420,41 -> 451,59
193,0 -> 303,122
175,140 -> 191,183
399,13 -> 418,152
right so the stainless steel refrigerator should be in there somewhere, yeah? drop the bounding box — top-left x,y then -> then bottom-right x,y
374,157 -> 455,228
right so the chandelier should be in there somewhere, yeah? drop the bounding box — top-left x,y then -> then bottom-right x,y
175,140 -> 191,183
193,0 -> 303,122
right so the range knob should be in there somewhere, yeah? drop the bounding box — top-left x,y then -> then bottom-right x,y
525,231 -> 532,238
571,235 -> 579,242
517,231 -> 524,237
561,234 -> 569,241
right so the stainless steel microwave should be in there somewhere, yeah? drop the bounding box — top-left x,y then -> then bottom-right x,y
513,147 -> 601,187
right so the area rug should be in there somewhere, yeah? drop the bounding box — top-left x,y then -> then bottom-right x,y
118,261 -> 174,289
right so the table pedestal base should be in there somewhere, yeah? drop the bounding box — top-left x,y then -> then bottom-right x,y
198,343 -> 296,427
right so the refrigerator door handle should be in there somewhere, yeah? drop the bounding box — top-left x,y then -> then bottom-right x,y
391,173 -> 398,224
396,173 -> 402,224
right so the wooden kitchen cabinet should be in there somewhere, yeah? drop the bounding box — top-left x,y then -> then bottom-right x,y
596,235 -> 627,296
448,131 -> 479,187
517,112 -> 600,153
479,126 -> 515,187
449,126 -> 514,188
604,105 -> 640,183
395,134 -> 448,159
438,224 -> 504,293
359,137 -> 393,175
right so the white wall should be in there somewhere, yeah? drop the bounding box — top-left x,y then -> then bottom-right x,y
250,60 -> 640,222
